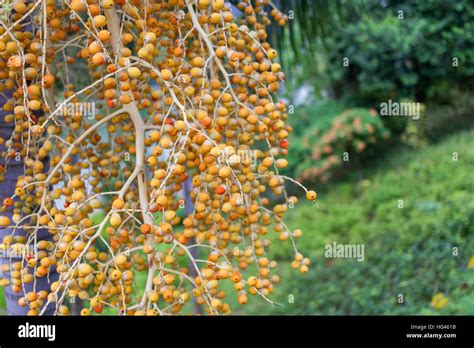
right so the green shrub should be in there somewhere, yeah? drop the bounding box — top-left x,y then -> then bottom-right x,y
326,14 -> 420,105
284,100 -> 347,179
296,108 -> 390,185
324,0 -> 474,105
424,91 -> 474,141
235,131 -> 474,315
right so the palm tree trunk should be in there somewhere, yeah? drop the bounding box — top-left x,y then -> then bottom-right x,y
0,89 -> 59,315
0,4 -> 59,314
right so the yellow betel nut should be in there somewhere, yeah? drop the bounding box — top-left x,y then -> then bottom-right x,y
110,213 -> 122,227
0,216 -> 11,227
306,190 -> 317,201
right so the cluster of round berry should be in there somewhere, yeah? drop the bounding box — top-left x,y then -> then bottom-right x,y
0,0 -> 316,315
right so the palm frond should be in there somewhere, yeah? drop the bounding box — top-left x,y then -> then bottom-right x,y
268,0 -> 367,68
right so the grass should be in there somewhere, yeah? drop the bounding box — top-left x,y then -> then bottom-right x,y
232,130 -> 474,314
0,286 -> 5,314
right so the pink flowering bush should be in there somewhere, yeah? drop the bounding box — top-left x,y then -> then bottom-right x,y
297,108 -> 390,184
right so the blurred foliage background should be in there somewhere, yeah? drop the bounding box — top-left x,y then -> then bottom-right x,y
234,0 -> 474,315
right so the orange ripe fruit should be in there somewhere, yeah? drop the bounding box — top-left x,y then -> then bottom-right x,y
26,291 -> 38,302
109,269 -> 122,280
122,33 -> 133,44
3,198 -> 13,207
115,254 -> 127,266
71,190 -> 84,201
279,139 -> 289,148
211,299 -> 222,309
275,158 -> 288,169
112,198 -> 125,209
215,185 -> 226,195
80,308 -> 90,316
110,213 -> 122,227
15,187 -> 25,196
231,272 -> 241,283
212,0 -> 225,11
163,289 -> 173,302
106,99 -> 116,108
35,266 -> 47,277
92,53 -> 106,66
88,41 -> 102,54
161,222 -> 172,234
163,274 -> 174,285
200,116 -> 212,128
140,224 -> 152,234
216,47 -> 226,59
238,293 -> 248,305
0,216 -> 11,227
128,67 -> 141,78
120,95 -> 131,104
98,30 -> 111,42
28,100 -> 41,111
93,15 -> 107,28
78,263 -> 93,276
160,69 -> 172,81
247,276 -> 258,286
101,0 -> 115,9
199,0 -> 211,9
107,64 -> 117,73
173,47 -> 183,56
155,195 -> 168,209
217,269 -> 229,279
146,156 -> 157,166
70,0 -> 85,12
306,190 -> 317,201
218,166 -> 231,179
267,49 -> 278,60
7,55 -> 22,70
13,2 -> 28,14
